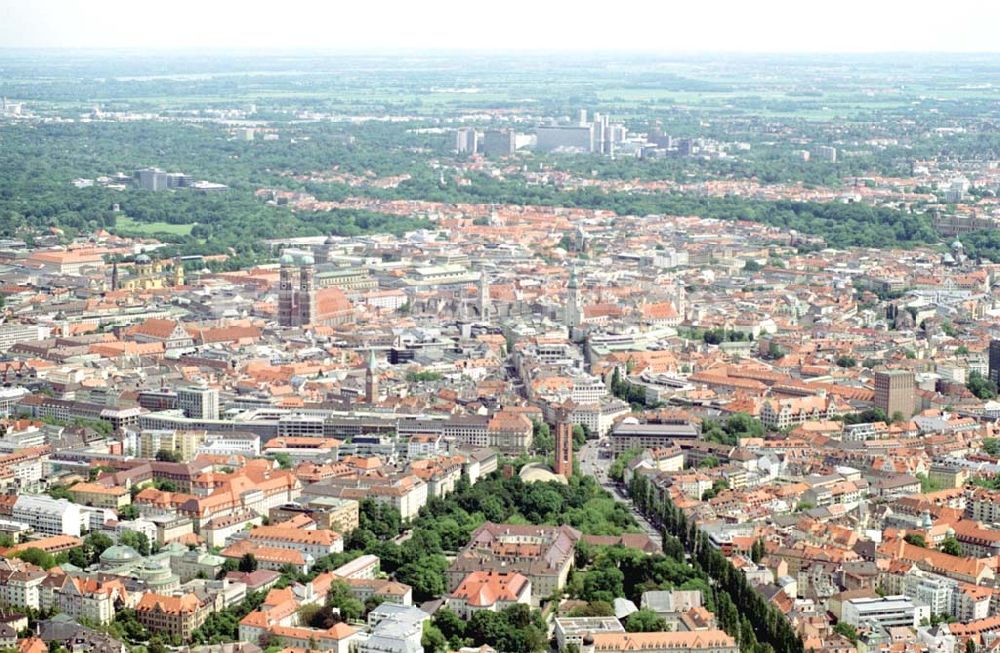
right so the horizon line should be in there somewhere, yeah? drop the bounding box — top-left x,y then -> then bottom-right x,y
1,47 -> 1000,56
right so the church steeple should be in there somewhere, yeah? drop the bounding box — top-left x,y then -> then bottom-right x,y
478,271 -> 491,322
565,268 -> 582,329
365,349 -> 378,404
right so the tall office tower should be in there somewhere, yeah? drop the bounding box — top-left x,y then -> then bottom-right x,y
579,109 -> 588,126
177,384 -> 219,420
813,145 -> 838,163
554,414 -> 573,478
601,115 -> 612,155
455,127 -> 478,154
135,168 -> 168,191
536,125 -> 595,153
649,120 -> 663,143
365,349 -> 379,404
483,129 -> 515,157
874,370 -> 915,419
990,339 -> 1000,386
592,113 -> 605,154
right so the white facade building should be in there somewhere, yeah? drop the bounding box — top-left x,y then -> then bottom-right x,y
13,495 -> 85,537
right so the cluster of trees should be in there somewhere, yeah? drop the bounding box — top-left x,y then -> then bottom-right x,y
961,229 -> 1000,264
405,370 -> 444,382
188,591 -> 267,644
155,449 -> 182,463
324,168 -> 961,254
13,547 -> 68,570
539,143 -> 900,188
571,540 -> 712,607
532,420 -> 591,457
344,473 -> 639,606
352,498 -> 403,543
240,553 -> 260,573
25,414 -> 113,437
833,622 -> 858,644
118,504 -> 141,520
25,530 -> 157,573
609,447 -> 644,482
428,604 -> 547,653
108,608 -> 155,646
625,609 -> 670,632
680,327 -> 754,345
966,371 -> 997,400
700,478 -> 730,501
0,120 -> 431,260
898,533 -> 960,557
970,475 -> 1000,491
11,80 -> 1000,264
300,580 -> 367,627
750,538 -> 767,563
941,537 -> 962,556
610,367 -> 658,409
66,532 -> 112,568
13,532 -> 137,570
702,413 -> 765,446
628,473 -> 804,653
190,551 -> 369,643
917,473 -> 944,494
841,408 -> 889,425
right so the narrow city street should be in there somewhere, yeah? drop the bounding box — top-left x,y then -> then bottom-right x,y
579,441 -> 662,550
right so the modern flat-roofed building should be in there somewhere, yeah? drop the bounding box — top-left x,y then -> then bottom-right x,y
177,385 -> 219,420
454,128 -> 478,154
841,595 -> 923,629
536,125 -> 594,153
360,605 -> 427,653
13,495 -> 85,537
610,422 -> 701,453
482,129 -> 515,158
989,339 -> 1000,386
197,432 -> 261,458
0,324 -> 45,353
135,167 -> 169,191
555,616 -> 625,650
332,554 -> 380,580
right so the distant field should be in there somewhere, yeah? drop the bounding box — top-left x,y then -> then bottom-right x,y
115,215 -> 194,236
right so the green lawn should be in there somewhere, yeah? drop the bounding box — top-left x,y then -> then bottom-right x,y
114,215 -> 195,236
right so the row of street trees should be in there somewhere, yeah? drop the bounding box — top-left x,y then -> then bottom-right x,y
627,473 -> 804,653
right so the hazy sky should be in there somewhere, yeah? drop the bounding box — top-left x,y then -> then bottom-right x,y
2,0 -> 999,52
